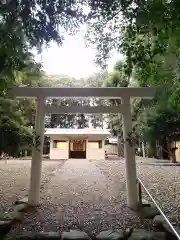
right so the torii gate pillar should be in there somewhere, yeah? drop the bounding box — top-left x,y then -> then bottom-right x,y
122,97 -> 138,210
28,97 -> 45,205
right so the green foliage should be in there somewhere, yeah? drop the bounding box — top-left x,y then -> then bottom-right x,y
0,0 -> 111,155
104,70 -> 128,88
0,0 -> 88,47
169,88 -> 180,109
103,60 -> 129,137
0,98 -> 33,156
86,0 -> 180,72
86,0 -> 180,155
136,104 -> 180,142
2,0 -> 180,158
44,73 -> 107,129
0,35 -> 42,155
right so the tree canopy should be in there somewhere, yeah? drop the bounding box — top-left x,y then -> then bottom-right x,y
1,0 -> 180,161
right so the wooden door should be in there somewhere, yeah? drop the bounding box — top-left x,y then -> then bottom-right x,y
69,140 -> 86,159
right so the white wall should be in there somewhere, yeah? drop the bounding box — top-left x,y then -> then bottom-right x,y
86,140 -> 105,160
50,139 -> 69,160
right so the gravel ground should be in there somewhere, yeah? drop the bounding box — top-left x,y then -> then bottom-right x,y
0,160 -> 58,212
0,158 -> 179,235
94,159 -> 180,227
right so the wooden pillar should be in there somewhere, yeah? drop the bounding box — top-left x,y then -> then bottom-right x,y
28,97 -> 45,205
122,97 -> 138,210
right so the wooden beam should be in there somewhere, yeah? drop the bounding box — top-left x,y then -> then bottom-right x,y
45,105 -> 123,114
9,87 -> 156,99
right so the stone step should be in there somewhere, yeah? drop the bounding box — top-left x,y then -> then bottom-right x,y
2,228 -> 175,240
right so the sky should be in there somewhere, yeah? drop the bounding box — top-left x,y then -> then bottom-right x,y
35,31 -> 122,78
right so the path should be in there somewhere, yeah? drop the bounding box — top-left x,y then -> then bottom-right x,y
9,159 -> 149,234
3,158 -> 179,235
1,158 -> 179,234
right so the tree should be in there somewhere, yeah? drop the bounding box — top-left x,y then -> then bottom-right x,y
44,72 -> 109,129
86,1 -> 180,71
0,0 -> 88,47
0,59 -> 44,156
104,60 -> 129,157
5,0 -> 180,159
81,72 -> 108,129
134,101 -> 180,161
0,0 -> 106,94
43,76 -> 85,128
85,0 -> 180,161
0,28 -> 44,156
76,114 -> 89,129
0,98 -> 32,157
0,0 -> 119,156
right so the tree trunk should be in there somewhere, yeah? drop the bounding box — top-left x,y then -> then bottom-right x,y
117,135 -> 121,157
162,138 -> 169,160
142,141 -> 146,158
146,144 -> 149,157
117,134 -> 124,157
156,140 -> 163,159
170,140 -> 176,163
170,150 -> 176,163
149,140 -> 156,158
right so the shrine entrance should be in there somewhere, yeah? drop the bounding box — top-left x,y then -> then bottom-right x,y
69,140 -> 86,159
9,86 -> 156,210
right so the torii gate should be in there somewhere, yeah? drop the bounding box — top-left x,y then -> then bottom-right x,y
9,87 -> 156,210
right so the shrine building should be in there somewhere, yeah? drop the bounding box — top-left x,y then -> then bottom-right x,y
45,128 -> 110,160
